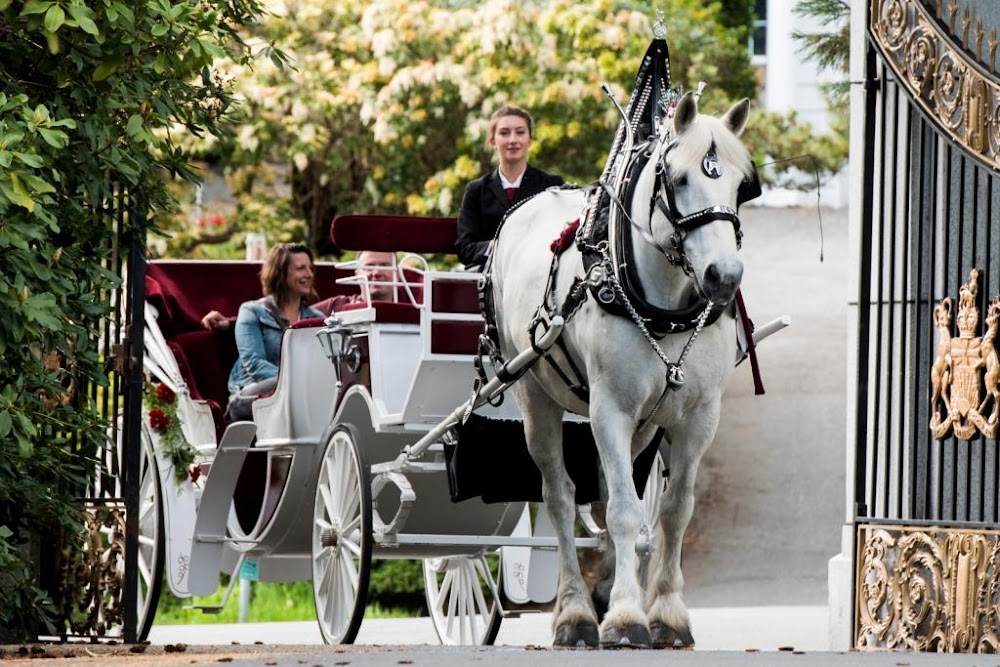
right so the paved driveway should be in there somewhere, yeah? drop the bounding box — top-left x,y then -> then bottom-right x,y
683,204 -> 848,608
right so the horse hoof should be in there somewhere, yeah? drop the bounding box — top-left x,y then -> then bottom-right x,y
600,623 -> 651,649
554,621 -> 600,648
650,620 -> 695,648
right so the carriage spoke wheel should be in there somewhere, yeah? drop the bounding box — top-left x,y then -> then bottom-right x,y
135,424 -> 165,640
423,554 -> 502,646
312,426 -> 372,644
638,448 -> 666,589
113,417 -> 164,641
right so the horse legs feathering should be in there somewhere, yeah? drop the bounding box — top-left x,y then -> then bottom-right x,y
491,92 -> 753,648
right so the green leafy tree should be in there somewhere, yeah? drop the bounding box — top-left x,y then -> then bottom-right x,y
718,0 -> 753,30
0,0 -> 270,639
793,0 -> 850,103
755,0 -> 850,187
158,0 -> 763,257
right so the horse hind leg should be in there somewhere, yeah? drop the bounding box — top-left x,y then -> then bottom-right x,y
589,468 -> 615,622
514,376 -> 599,648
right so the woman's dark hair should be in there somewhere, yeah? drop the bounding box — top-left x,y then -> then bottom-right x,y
260,242 -> 317,304
488,104 -> 534,141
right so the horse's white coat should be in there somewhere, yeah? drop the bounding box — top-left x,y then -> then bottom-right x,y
490,94 -> 752,647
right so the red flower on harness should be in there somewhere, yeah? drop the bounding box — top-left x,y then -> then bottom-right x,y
156,382 -> 175,405
550,219 -> 580,255
149,407 -> 170,433
190,464 -> 203,484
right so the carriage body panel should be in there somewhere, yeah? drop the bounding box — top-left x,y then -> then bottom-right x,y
139,241 -> 558,614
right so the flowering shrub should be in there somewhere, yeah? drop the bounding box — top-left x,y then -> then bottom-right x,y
156,0 -> 828,259
145,382 -> 198,486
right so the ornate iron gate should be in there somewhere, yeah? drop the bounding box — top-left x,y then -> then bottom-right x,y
855,0 -> 1000,651
47,188 -> 147,643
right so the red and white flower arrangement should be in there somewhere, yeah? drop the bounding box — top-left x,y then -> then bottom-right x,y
145,381 -> 199,486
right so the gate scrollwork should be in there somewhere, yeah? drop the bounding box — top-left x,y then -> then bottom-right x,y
857,525 -> 1000,652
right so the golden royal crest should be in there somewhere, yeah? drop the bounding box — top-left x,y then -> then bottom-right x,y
930,269 -> 1000,440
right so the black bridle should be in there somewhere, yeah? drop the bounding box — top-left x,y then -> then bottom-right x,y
646,141 -> 744,278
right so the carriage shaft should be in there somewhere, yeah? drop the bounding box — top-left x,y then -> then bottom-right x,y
401,316 -> 566,461
377,533 -> 601,550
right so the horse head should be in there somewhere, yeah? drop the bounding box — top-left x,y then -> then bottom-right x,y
646,93 -> 754,306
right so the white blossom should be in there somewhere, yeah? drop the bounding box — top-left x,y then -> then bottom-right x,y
437,187 -> 452,213
238,125 -> 259,153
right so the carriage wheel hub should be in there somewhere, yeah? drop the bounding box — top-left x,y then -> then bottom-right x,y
320,527 -> 339,548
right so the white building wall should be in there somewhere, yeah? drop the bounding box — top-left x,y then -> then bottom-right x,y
756,0 -> 848,208
764,0 -> 837,133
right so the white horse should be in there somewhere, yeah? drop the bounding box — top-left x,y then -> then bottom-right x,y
490,92 -> 752,648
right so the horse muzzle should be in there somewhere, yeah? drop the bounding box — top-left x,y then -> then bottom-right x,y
699,257 -> 743,304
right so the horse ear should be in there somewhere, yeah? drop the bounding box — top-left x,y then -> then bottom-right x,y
674,92 -> 697,135
721,98 -> 751,137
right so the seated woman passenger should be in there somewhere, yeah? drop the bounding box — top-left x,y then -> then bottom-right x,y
455,104 -> 564,269
225,242 -> 324,422
201,250 -> 399,332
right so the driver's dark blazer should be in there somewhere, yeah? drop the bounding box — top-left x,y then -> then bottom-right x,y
456,165 -> 564,268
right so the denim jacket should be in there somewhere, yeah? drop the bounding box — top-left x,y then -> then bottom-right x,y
227,297 -> 324,393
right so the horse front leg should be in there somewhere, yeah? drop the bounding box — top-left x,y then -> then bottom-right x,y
516,380 -> 599,648
645,411 -> 718,648
590,408 -> 651,648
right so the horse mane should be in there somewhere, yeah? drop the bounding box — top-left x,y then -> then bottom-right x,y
662,113 -> 753,183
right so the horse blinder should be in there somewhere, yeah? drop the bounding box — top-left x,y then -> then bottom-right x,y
737,164 -> 762,207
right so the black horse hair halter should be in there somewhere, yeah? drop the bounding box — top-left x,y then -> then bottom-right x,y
649,141 -> 747,278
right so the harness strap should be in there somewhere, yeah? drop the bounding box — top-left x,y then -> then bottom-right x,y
542,339 -> 590,403
735,288 -> 764,395
655,193 -> 742,249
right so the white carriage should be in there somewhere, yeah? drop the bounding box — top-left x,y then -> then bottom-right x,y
132,214 -> 670,645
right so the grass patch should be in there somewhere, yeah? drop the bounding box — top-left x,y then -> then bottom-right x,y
155,577 -> 424,625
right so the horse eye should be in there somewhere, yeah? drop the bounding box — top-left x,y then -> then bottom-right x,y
675,175 -> 688,187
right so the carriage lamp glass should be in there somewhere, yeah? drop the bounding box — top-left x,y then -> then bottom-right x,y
317,316 -> 361,383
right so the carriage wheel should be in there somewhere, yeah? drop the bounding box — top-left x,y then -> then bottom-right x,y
637,447 -> 667,589
312,425 -> 373,644
423,554 -> 502,645
134,423 -> 165,640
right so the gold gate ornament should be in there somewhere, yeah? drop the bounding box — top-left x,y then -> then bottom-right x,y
930,268 -> 1000,440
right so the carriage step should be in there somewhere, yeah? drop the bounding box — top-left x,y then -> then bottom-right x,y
186,605 -> 225,614
187,422 -> 256,597
184,551 -> 248,615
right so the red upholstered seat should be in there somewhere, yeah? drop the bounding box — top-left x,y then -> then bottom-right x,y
430,320 -> 483,355
167,333 -> 232,439
146,262 -> 353,336
426,278 -> 484,355
289,317 -> 327,330
431,279 -> 479,314
331,214 -> 457,254
170,330 -> 238,406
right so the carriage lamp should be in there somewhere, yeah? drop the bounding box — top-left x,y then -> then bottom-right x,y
317,316 -> 361,384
